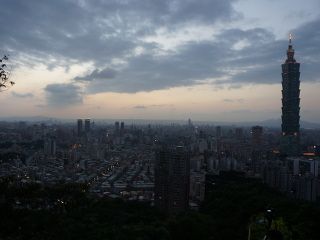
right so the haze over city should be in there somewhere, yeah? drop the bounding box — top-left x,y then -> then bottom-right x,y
1,0 -> 320,122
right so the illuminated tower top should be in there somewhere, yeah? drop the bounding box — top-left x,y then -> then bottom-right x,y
286,34 -> 296,63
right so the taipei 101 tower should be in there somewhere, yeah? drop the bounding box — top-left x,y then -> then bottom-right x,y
280,34 -> 301,156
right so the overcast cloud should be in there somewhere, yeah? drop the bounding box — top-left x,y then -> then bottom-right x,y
44,83 -> 83,107
1,0 -> 320,96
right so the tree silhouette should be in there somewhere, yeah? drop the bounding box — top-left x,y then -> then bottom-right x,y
0,55 -> 14,91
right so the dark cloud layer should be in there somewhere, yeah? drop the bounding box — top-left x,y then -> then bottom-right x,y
2,0 -> 320,95
224,19 -> 320,86
11,91 -> 34,98
44,83 -> 83,107
1,0 -> 236,64
133,104 -> 174,109
75,19 -> 320,93
75,68 -> 117,81
79,40 -> 226,93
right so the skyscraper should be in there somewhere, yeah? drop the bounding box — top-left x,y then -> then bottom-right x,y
115,121 -> 120,134
216,126 -> 221,139
155,146 -> 190,214
84,119 -> 91,133
251,126 -> 263,173
280,35 -> 301,156
77,119 -> 83,137
44,137 -> 56,157
235,127 -> 243,140
120,121 -> 124,135
251,126 -> 263,148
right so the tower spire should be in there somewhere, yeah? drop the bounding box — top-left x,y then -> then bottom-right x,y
289,33 -> 292,45
286,33 -> 295,63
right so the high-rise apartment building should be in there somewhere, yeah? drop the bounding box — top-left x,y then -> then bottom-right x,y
115,121 -> 120,134
216,126 -> 221,139
155,146 -> 190,214
44,137 -> 56,157
120,121 -> 124,134
235,127 -> 243,140
85,119 -> 91,133
280,36 -> 301,156
77,119 -> 83,137
251,126 -> 263,148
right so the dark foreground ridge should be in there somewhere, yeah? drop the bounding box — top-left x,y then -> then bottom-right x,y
1,173 -> 320,240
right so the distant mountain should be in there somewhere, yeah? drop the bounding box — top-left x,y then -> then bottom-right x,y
206,119 -> 320,129
0,116 -> 61,122
0,116 -> 319,129
257,119 -> 320,129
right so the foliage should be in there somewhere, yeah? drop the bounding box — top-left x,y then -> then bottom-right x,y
249,214 -> 291,240
0,55 -> 14,91
202,172 -> 320,240
1,174 -> 320,240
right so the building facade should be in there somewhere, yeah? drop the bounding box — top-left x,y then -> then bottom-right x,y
77,119 -> 83,137
154,146 -> 190,214
251,126 -> 263,148
84,119 -> 91,133
280,37 -> 301,156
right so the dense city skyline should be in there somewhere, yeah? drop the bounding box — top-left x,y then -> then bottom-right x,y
1,0 -> 320,122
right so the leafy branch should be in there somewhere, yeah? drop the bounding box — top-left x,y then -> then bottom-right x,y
0,55 -> 14,91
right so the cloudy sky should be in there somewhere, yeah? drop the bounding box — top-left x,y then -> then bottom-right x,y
1,0 -> 320,122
